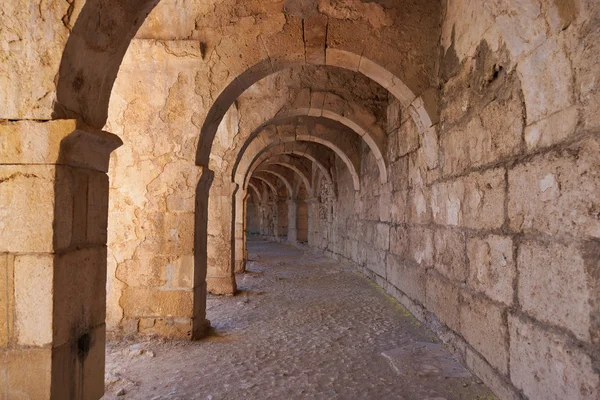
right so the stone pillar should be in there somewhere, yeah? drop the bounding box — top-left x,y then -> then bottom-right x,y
287,199 -> 298,243
306,197 -> 320,247
242,193 -> 249,269
0,120 -> 121,399
206,178 -> 237,295
192,168 -> 213,339
233,189 -> 246,274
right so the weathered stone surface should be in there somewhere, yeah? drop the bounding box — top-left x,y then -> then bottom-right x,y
0,0 -> 74,120
425,272 -> 460,332
517,37 -> 574,124
120,288 -> 194,319
467,235 -> 515,306
442,82 -> 523,176
432,168 -> 505,230
0,254 -> 14,348
7,348 -> 52,399
0,166 -> 59,253
389,225 -> 408,258
460,292 -> 508,374
386,253 -> 426,304
408,226 -> 434,267
509,315 -> 599,400
518,240 -> 591,342
13,255 -> 53,347
524,106 -> 578,150
508,138 -> 600,238
434,228 -> 467,282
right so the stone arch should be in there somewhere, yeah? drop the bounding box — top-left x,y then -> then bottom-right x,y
253,169 -> 293,200
279,90 -> 387,183
248,182 -> 263,203
197,50 -> 436,166
242,142 -> 335,194
251,175 -> 278,199
257,155 -> 313,197
236,123 -> 361,191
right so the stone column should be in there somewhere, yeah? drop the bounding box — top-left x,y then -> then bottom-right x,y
192,168 -> 213,339
306,197 -> 320,247
0,120 -> 121,399
233,189 -> 246,274
287,199 -> 298,243
242,193 -> 249,269
206,178 -> 237,295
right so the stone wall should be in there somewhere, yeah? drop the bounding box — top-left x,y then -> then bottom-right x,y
308,1 -> 600,399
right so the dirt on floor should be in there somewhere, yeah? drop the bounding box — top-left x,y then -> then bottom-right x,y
102,241 -> 495,400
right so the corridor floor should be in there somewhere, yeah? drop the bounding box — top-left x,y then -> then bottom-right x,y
102,241 -> 495,400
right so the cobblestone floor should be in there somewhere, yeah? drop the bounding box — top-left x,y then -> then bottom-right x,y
102,241 -> 495,400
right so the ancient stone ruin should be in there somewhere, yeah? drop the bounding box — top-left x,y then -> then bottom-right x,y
0,0 -> 599,398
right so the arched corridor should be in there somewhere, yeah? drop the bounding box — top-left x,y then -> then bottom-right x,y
1,1 -> 599,399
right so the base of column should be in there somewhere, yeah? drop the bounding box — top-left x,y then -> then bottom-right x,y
206,276 -> 237,295
234,259 -> 246,274
191,318 -> 212,340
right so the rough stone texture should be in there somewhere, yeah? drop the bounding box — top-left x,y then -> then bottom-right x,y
509,315 -> 599,400
1,0 -> 599,398
102,241 -> 493,399
467,235 -> 515,306
509,138 -> 600,239
517,240 -> 592,342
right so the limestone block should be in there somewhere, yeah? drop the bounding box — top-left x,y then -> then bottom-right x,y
425,272 -> 460,332
409,186 -> 432,224
135,0 -> 202,39
460,291 -> 509,374
0,0 -> 71,119
167,255 -> 195,289
442,0 -> 495,60
0,254 -> 14,347
366,248 -> 386,278
0,120 -> 76,164
386,98 -> 402,133
13,254 -> 53,347
389,225 -> 409,258
0,166 -> 62,253
378,190 -> 392,222
517,37 -> 574,124
467,235 -> 515,306
524,106 -> 578,150
432,167 -> 505,230
434,228 -> 468,282
386,254 -> 426,304
465,347 -> 521,400
120,288 -> 193,319
116,255 -> 167,288
442,83 -> 522,176
397,118 -> 420,157
53,247 -> 107,347
7,347 -> 52,399
486,0 -> 547,59
517,240 -> 591,342
408,226 -> 434,267
138,318 -> 192,338
508,138 -> 600,238
389,157 -> 409,193
375,223 -> 390,251
509,315 -> 599,399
